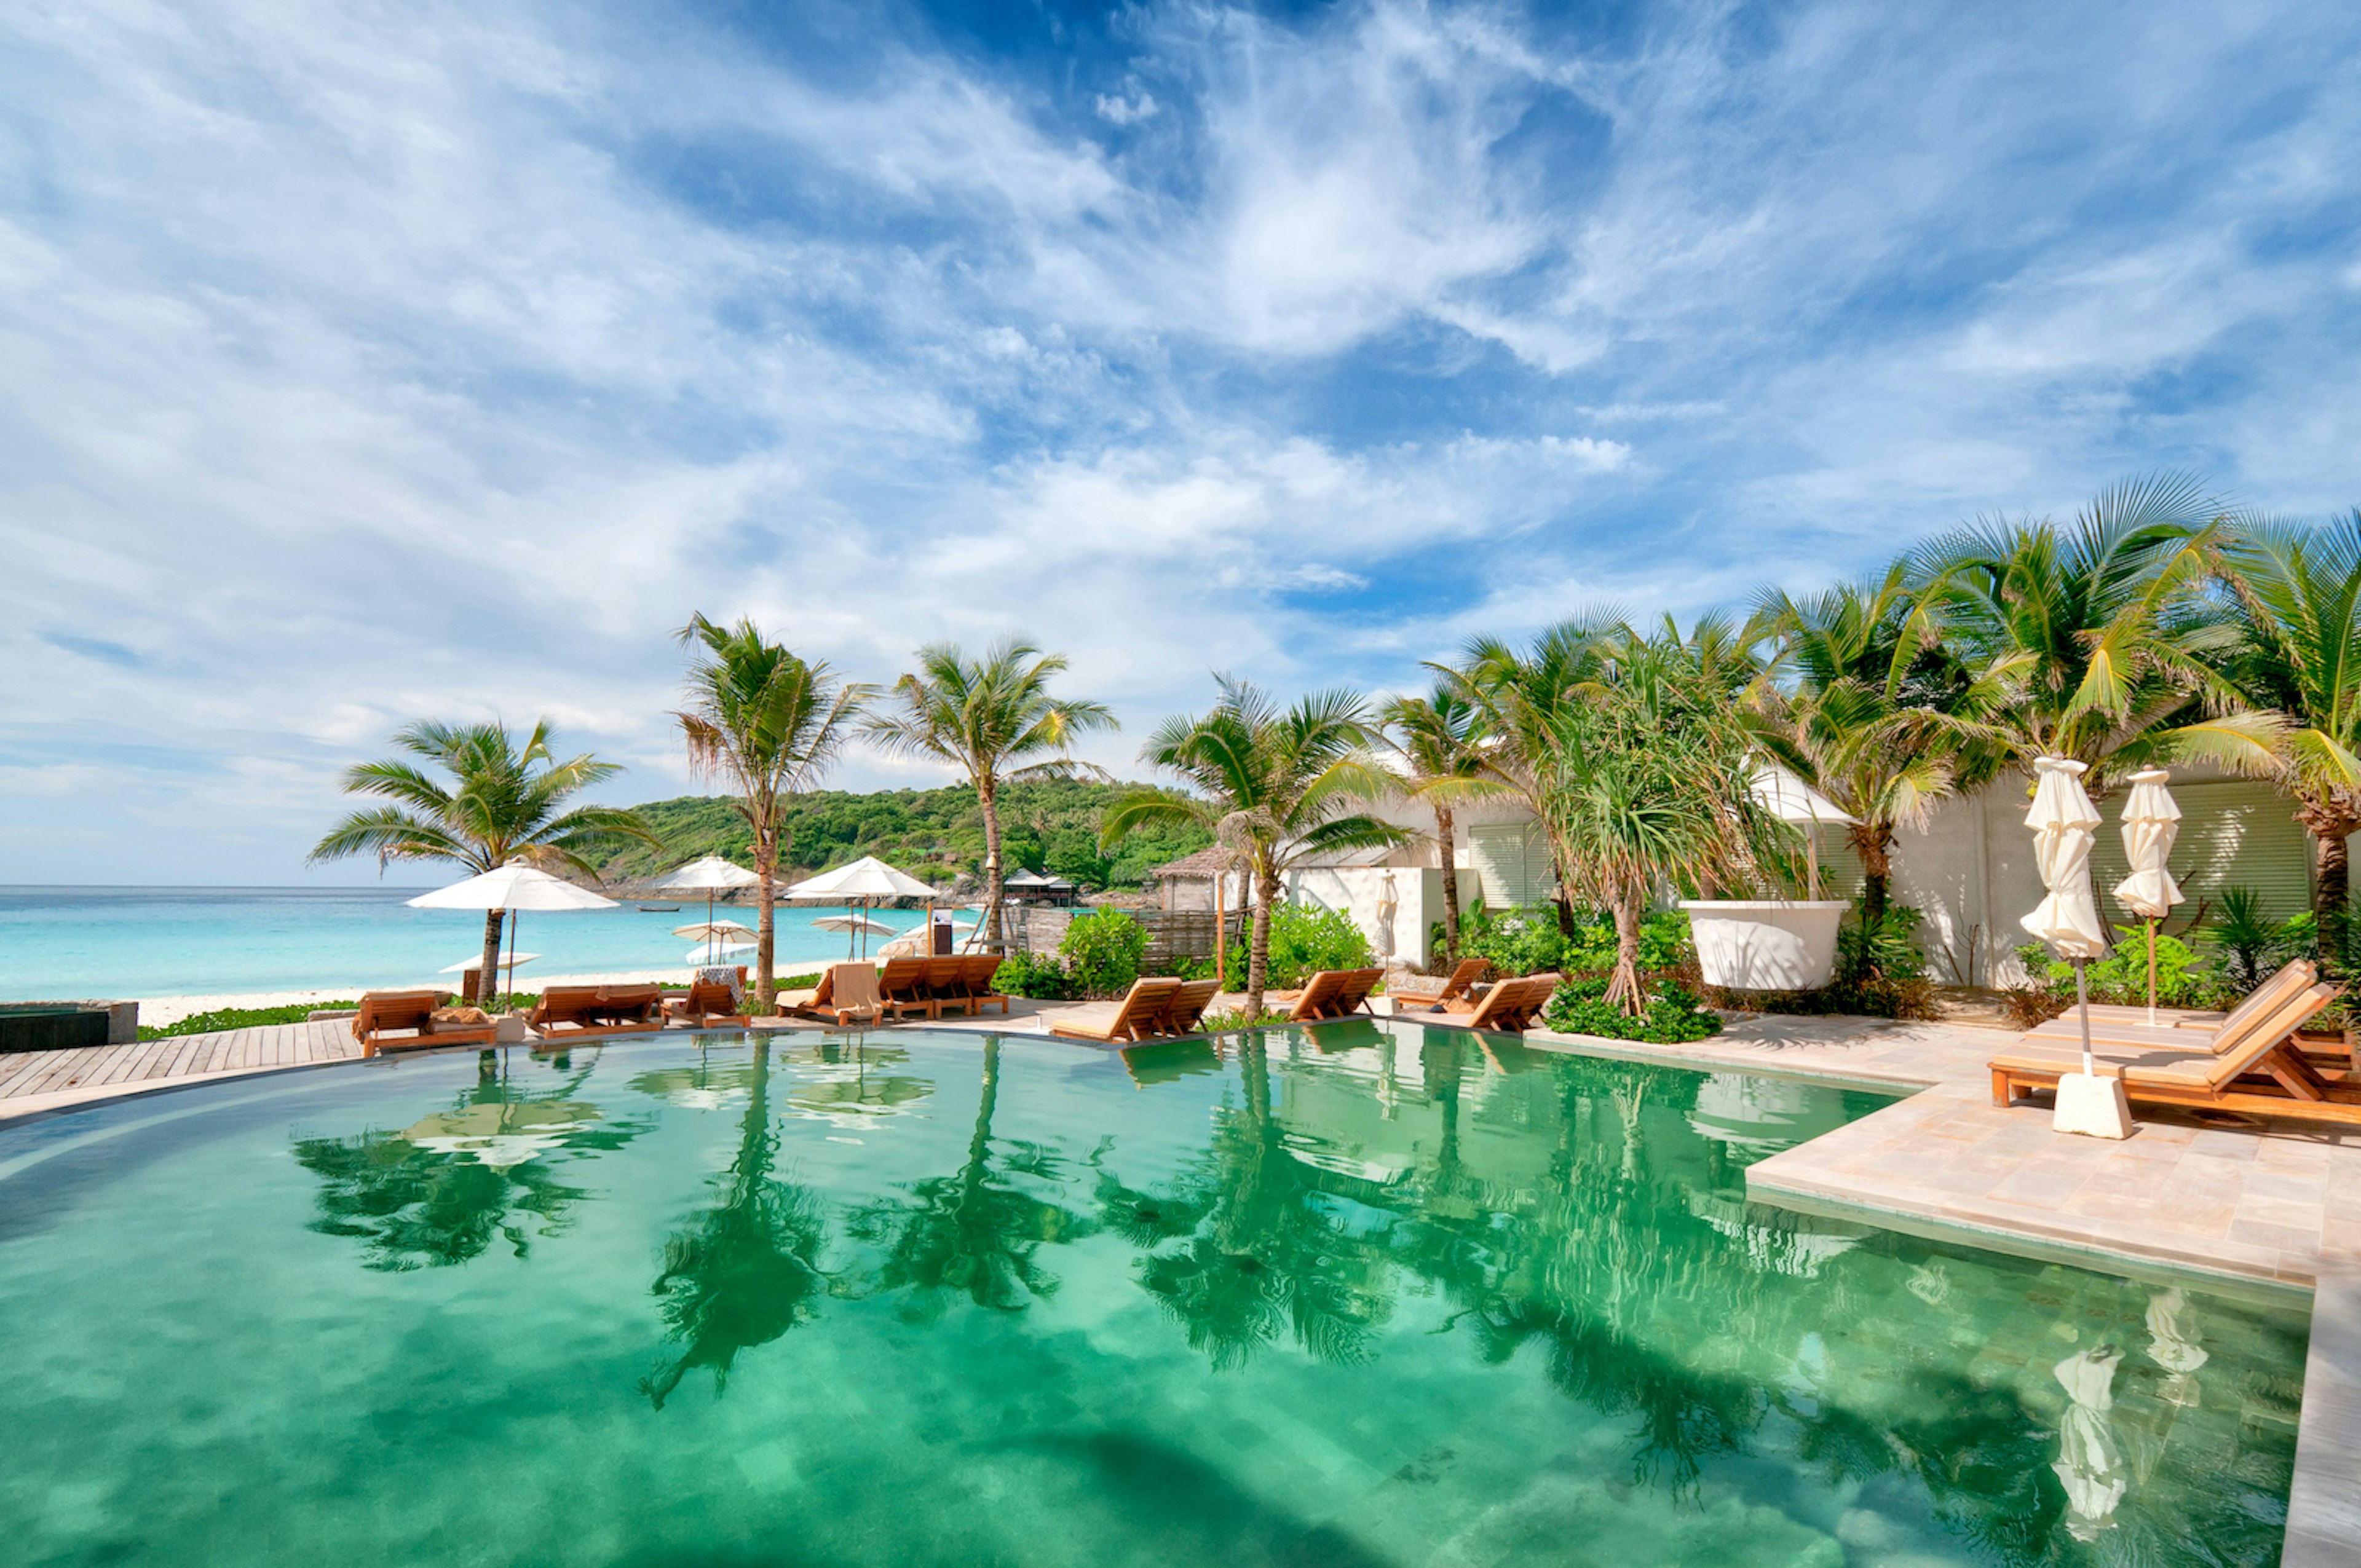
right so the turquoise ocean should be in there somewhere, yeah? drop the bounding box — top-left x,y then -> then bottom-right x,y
0,887 -> 930,1000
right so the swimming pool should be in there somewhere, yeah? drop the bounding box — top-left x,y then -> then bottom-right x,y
0,1022 -> 2305,1564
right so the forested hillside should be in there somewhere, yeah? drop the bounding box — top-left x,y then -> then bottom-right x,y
595,779 -> 1211,890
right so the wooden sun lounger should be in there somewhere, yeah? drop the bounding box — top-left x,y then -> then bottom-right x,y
1461,974 -> 1560,1035
2033,959 -> 2317,1054
1158,977 -> 1222,1037
790,963 -> 929,1027
351,989 -> 499,1058
1286,967 -> 1384,1023
917,956 -> 977,1017
1990,980 -> 2360,1125
529,984 -> 666,1041
1049,978 -> 1185,1044
962,953 -> 1011,1015
1389,958 -> 1492,1012
663,967 -> 749,1028
876,958 -> 937,1020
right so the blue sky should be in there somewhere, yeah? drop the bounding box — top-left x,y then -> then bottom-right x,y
2,0 -> 2358,882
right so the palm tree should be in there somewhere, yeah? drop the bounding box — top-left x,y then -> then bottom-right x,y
1747,564 -> 1976,926
1102,676 -> 1401,1015
1438,613 -> 1623,935
1378,685 -> 1500,964
309,719 -> 654,1002
863,639 -> 1116,954
2218,510 -> 2361,931
675,614 -> 868,1010
1541,628 -> 1789,1012
1910,474 -> 2277,791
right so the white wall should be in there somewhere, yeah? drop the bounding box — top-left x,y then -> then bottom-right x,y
1283,864 -> 1480,969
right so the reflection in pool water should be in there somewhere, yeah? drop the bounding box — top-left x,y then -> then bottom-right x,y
0,1023 -> 2308,1565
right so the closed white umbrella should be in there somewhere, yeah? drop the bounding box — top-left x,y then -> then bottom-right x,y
2111,768 -> 2185,1025
2021,758 -> 2127,1138
410,865 -> 619,1004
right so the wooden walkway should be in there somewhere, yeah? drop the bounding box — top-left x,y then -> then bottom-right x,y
0,1020 -> 361,1119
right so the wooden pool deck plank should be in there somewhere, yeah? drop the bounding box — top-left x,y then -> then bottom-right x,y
0,1020 -> 365,1119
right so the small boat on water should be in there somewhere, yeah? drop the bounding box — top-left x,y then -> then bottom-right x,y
636,902 -> 682,912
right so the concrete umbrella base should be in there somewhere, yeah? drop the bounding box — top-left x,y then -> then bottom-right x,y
2054,1072 -> 2134,1140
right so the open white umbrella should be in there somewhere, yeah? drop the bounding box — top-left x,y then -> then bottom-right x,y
685,939 -> 759,966
2021,758 -> 2127,1138
410,865 -> 619,1003
2111,768 -> 2185,1025
786,857 -> 936,958
440,951 -> 540,975
812,910 -> 898,959
657,855 -> 761,931
1749,762 -> 1859,900
673,920 -> 756,942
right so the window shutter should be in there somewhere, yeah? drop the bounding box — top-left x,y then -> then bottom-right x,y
1469,822 -> 1551,910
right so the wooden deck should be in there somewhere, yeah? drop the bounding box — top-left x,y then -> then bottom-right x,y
0,1020 -> 362,1119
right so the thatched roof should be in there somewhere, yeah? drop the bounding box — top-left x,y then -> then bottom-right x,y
1151,846 -> 1231,879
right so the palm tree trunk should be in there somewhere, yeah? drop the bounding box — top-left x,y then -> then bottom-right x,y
1604,898 -> 1645,1015
477,910 -> 504,1007
1851,821 -> 1894,927
1434,803 -> 1461,964
1246,865 -> 1278,1016
979,776 -> 1005,954
754,827 -> 778,1012
2301,797 -> 2361,963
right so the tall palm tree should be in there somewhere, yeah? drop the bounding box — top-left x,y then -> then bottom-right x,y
1438,612 -> 1623,935
2218,510 -> 2361,930
1378,685 -> 1500,964
1747,564 -> 1977,926
676,614 -> 868,1009
1539,628 -> 1789,1012
1102,676 -> 1401,1015
1910,474 -> 2277,791
863,638 -> 1116,954
309,719 -> 653,1002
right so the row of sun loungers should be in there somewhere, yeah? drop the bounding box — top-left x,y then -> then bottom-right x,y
1989,958 -> 2361,1129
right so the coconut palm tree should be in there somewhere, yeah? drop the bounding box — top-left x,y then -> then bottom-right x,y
309,719 -> 654,1002
1909,474 -> 2277,792
2218,510 -> 2361,932
1378,685 -> 1500,964
1102,677 -> 1401,1015
1747,564 -> 1979,926
675,614 -> 869,1010
863,638 -> 1117,955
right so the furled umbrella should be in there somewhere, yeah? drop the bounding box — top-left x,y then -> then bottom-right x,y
1749,761 -> 1860,901
2111,768 -> 2185,1025
2020,757 -> 2128,1138
410,865 -> 620,1007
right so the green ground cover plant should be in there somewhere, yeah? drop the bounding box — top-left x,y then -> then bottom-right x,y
139,1002 -> 360,1041
1220,902 -> 1374,990
1542,976 -> 1722,1042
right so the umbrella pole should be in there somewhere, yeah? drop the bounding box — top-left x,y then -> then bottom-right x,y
2146,917 -> 2158,1027
505,911 -> 520,1014
2076,958 -> 2095,1078
1214,871 -> 1227,991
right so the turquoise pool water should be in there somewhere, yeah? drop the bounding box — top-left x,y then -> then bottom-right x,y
0,1022 -> 2305,1565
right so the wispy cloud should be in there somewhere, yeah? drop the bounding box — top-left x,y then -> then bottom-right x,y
1,0 -> 2357,879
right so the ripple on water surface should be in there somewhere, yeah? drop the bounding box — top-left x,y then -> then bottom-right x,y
0,1022 -> 2308,1566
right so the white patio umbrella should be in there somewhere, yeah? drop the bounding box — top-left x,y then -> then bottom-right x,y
656,855 -> 761,931
786,856 -> 939,959
811,911 -> 898,959
2021,757 -> 2127,1138
410,865 -> 619,1003
439,951 -> 540,975
2111,768 -> 2185,1025
1749,762 -> 1860,900
673,919 -> 756,942
684,939 -> 759,966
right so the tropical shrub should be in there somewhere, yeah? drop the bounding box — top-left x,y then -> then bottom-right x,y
1202,1006 -> 1291,1032
1543,976 -> 1722,1044
2204,886 -> 2298,991
1222,902 -> 1374,990
992,950 -> 1081,1001
1448,904 -> 1693,980
1059,907 -> 1150,998
139,1001 -> 361,1041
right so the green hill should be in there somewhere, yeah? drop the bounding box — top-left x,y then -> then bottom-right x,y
594,779 -> 1211,891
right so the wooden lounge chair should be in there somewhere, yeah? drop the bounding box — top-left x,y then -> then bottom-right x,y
1389,958 -> 1492,1013
529,984 -> 666,1041
1158,977 -> 1222,1037
962,953 -> 1012,1015
351,990 -> 499,1058
663,967 -> 749,1029
1049,977 -> 1185,1044
2034,959 -> 2317,1053
1990,980 -> 2361,1125
918,956 -> 977,1017
1461,974 -> 1561,1035
1286,967 -> 1384,1023
793,963 -> 930,1027
876,958 -> 937,1020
